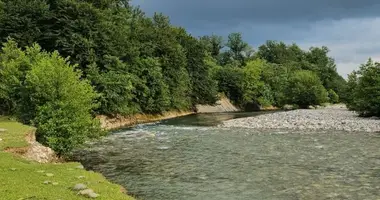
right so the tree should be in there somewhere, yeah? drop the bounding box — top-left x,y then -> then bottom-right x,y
344,71 -> 358,109
86,58 -> 138,116
226,32 -> 250,66
348,58 -> 380,116
261,63 -> 291,106
175,28 -> 218,106
200,34 -> 224,59
328,89 -> 339,104
285,70 -> 328,108
0,41 -> 101,155
0,39 -> 32,114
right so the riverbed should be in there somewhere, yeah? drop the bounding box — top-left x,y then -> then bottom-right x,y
75,111 -> 380,200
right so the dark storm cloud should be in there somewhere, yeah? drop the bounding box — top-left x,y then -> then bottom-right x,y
132,0 -> 380,26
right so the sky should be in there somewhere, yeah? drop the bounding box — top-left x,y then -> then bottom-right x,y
131,0 -> 380,78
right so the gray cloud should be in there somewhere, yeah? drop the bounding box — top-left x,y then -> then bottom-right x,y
133,0 -> 380,25
131,0 -> 380,77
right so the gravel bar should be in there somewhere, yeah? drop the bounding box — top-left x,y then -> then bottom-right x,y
221,105 -> 380,132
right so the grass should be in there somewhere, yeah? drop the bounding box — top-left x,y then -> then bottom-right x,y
0,117 -> 135,200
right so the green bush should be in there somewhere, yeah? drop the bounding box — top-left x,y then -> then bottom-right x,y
0,40 -> 101,155
285,70 -> 328,108
23,50 -> 101,155
348,59 -> 380,117
328,89 -> 339,104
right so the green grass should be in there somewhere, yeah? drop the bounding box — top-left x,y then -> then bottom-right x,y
0,117 -> 135,200
0,116 -> 32,150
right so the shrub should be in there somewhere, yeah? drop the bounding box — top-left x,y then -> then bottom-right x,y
0,41 -> 103,155
0,39 -> 33,114
328,89 -> 339,104
285,70 -> 328,108
349,59 -> 380,117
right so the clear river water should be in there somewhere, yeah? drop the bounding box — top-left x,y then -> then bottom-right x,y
75,112 -> 380,200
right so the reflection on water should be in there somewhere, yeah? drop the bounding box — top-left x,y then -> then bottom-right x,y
75,114 -> 380,200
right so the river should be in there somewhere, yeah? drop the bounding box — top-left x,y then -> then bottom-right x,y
75,112 -> 380,200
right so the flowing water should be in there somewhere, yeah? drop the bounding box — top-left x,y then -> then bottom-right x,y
76,112 -> 380,200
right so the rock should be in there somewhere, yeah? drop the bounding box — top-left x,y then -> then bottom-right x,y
221,105 -> 380,133
46,173 -> 54,177
0,138 -> 2,142
52,182 -> 59,186
77,176 -> 85,179
43,181 -> 51,184
73,183 -> 87,191
283,105 -> 294,110
156,146 -> 170,150
76,165 -> 84,169
24,142 -> 56,163
78,189 -> 99,198
0,128 -> 7,132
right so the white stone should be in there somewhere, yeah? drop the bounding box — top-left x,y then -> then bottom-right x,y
73,183 -> 87,191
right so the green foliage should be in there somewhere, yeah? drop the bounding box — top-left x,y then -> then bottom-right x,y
0,39 -> 29,114
261,63 -> 291,106
132,57 -> 170,113
328,89 -> 339,104
213,59 -> 268,108
347,58 -> 380,117
240,59 -> 265,105
285,70 -> 328,108
22,49 -> 101,155
175,28 -> 218,106
344,71 -> 358,110
87,61 -> 137,116
0,41 -> 101,155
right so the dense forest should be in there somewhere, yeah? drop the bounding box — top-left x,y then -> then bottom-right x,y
0,0 -> 378,155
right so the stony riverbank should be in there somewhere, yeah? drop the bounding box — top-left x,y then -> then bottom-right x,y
221,104 -> 380,132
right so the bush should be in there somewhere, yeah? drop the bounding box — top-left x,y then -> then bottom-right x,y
328,89 -> 339,104
0,40 -> 101,155
349,59 -> 380,117
285,70 -> 328,108
0,39 -> 34,114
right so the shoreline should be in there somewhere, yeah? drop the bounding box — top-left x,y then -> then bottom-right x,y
97,110 -> 194,131
221,104 -> 380,133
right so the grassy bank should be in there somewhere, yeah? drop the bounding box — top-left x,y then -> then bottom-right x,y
0,117 -> 134,200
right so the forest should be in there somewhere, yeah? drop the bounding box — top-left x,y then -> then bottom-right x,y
0,0 -> 378,155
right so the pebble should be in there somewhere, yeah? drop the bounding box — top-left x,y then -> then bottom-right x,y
78,189 -> 99,198
0,128 -> 6,132
77,176 -> 85,179
0,138 -> 2,141
46,173 -> 54,177
222,105 -> 380,132
52,182 -> 59,186
156,146 -> 170,150
43,181 -> 51,184
73,183 -> 87,191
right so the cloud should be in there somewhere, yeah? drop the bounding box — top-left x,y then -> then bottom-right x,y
131,0 -> 380,78
298,18 -> 380,77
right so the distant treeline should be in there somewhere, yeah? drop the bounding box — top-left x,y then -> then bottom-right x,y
1,0 -> 377,155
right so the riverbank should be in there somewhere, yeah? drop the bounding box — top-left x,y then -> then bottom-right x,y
222,104 -> 380,132
0,117 -> 134,200
97,110 -> 194,130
